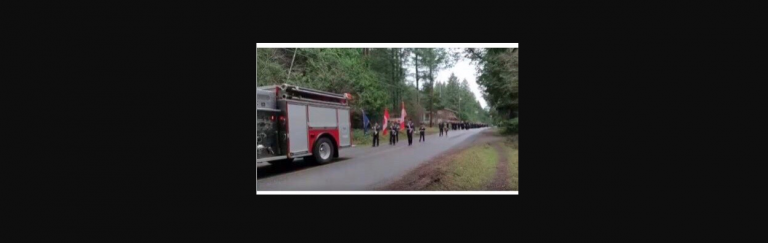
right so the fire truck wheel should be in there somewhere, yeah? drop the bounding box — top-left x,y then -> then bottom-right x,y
311,137 -> 334,164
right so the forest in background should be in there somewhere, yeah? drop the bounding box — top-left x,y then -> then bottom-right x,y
466,48 -> 519,134
257,48 -> 517,134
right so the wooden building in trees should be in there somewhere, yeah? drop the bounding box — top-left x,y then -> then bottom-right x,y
422,109 -> 460,125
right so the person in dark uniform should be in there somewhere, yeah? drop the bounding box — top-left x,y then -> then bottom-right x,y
419,124 -> 426,142
406,119 -> 414,146
389,123 -> 396,145
395,123 -> 400,144
389,123 -> 394,144
372,122 -> 380,147
394,122 -> 399,143
438,122 -> 444,137
443,122 -> 451,137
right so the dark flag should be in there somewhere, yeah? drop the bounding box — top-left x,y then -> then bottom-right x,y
362,109 -> 370,135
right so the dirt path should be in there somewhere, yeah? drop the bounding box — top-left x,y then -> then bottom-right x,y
487,143 -> 510,190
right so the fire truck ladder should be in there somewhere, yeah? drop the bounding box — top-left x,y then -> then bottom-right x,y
275,84 -> 349,105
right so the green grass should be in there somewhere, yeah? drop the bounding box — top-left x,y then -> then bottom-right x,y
503,141 -> 519,190
425,144 -> 498,190
351,129 -> 396,146
352,129 -> 371,146
424,126 -> 439,136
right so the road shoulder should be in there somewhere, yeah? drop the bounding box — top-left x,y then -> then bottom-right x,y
381,129 -> 510,190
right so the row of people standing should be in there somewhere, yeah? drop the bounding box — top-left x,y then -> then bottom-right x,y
370,120 -> 425,147
439,122 -> 449,137
371,120 -> 488,147
442,121 -> 488,131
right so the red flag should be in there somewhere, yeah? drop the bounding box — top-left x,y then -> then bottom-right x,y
382,108 -> 389,135
400,102 -> 406,130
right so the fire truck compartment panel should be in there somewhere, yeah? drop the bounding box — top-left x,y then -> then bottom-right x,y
308,106 -> 338,128
338,109 -> 351,146
287,104 -> 309,154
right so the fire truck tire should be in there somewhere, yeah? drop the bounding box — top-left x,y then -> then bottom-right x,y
310,137 -> 334,164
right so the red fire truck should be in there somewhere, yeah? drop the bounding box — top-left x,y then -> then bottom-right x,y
257,84 -> 352,165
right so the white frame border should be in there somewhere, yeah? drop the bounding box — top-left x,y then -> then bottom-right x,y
257,43 -> 518,48
257,191 -> 518,195
256,43 -> 518,195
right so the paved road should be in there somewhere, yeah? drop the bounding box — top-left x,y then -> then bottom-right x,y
257,127 -> 489,191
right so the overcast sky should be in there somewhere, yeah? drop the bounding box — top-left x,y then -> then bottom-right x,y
436,55 -> 487,109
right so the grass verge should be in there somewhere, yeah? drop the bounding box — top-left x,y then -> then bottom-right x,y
425,144 -> 498,190
503,141 -> 519,190
352,129 -> 371,146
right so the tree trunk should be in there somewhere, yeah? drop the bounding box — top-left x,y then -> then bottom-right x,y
429,66 -> 434,127
393,48 -> 400,110
400,51 -> 403,109
287,48 -> 298,78
392,49 -> 396,109
415,51 -> 419,108
393,48 -> 401,109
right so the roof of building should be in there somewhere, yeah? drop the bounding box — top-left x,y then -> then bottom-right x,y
442,108 -> 458,113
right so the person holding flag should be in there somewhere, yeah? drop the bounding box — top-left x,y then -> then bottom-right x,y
392,123 -> 400,145
394,102 -> 405,144
399,102 -> 407,132
382,107 -> 389,135
364,109 -> 381,147
406,119 -> 414,146
371,122 -> 380,147
382,108 -> 395,145
390,122 -> 399,145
